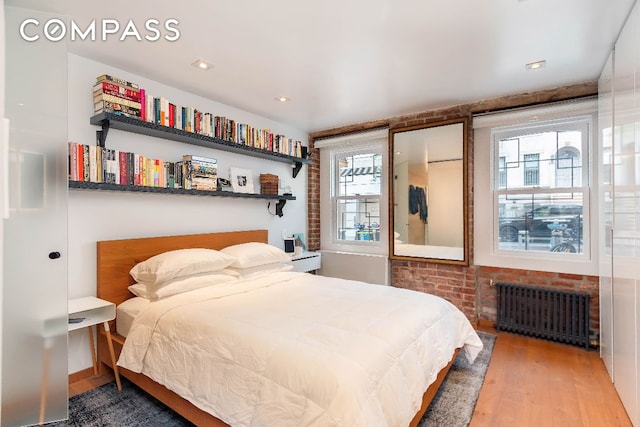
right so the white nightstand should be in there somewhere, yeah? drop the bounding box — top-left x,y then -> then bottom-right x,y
290,251 -> 321,273
69,296 -> 122,391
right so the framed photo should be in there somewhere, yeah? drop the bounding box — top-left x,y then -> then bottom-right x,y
293,233 -> 306,252
230,167 -> 254,194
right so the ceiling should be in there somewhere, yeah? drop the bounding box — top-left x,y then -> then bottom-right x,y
8,0 -> 636,134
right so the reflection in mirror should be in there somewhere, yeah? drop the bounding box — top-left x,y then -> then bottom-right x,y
390,118 -> 468,265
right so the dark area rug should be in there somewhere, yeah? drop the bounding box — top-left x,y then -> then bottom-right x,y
49,331 -> 496,426
420,330 -> 497,427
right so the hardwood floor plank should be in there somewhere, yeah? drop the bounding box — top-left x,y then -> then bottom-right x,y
470,332 -> 632,427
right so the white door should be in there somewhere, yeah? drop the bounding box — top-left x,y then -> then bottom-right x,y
1,6 -> 68,426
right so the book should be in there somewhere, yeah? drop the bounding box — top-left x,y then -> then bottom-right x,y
94,99 -> 141,118
94,93 -> 142,109
183,155 -> 217,191
93,81 -> 141,101
96,74 -> 139,90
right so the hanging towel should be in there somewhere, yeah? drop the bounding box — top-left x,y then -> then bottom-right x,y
418,186 -> 428,222
409,185 -> 419,215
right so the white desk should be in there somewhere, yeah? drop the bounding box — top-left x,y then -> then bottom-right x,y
290,251 -> 321,273
68,296 -> 121,391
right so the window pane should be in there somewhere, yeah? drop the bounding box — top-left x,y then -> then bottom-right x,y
498,130 -> 583,190
337,153 -> 382,196
336,197 -> 381,241
497,193 -> 584,254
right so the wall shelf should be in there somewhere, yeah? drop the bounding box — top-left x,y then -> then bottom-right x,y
69,180 -> 295,201
90,112 -> 311,178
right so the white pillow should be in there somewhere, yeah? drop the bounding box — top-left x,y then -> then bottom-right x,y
129,248 -> 237,288
128,272 -> 237,299
228,262 -> 293,279
220,242 -> 291,269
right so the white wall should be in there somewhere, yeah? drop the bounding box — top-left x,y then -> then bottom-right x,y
319,251 -> 389,285
67,54 -> 308,373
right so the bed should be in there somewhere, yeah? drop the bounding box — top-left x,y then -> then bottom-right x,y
95,229 -> 482,427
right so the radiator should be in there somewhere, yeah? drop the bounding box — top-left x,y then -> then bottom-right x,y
496,283 -> 590,350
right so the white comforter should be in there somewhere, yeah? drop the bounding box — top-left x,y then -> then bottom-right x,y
118,272 -> 483,427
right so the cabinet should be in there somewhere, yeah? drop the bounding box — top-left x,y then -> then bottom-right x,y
69,112 -> 311,215
598,4 -> 640,425
291,252 -> 321,273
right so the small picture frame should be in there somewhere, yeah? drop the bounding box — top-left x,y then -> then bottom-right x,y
230,167 -> 254,194
293,233 -> 306,253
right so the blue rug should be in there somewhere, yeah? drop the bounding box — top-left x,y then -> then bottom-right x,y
49,331 -> 495,426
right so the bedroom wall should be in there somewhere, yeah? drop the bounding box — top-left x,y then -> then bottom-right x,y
67,54 -> 308,374
308,82 -> 601,337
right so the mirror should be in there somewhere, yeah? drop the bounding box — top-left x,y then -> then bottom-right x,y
389,117 -> 468,265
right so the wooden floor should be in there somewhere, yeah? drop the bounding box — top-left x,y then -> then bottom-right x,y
70,330 -> 633,426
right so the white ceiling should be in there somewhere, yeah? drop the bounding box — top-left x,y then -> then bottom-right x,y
8,0 -> 636,134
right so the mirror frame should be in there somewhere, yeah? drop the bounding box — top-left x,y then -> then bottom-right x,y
388,117 -> 469,266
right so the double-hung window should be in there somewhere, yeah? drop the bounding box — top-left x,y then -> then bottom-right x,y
474,100 -> 597,275
317,128 -> 388,254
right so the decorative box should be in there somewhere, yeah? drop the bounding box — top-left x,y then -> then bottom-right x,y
260,174 -> 279,195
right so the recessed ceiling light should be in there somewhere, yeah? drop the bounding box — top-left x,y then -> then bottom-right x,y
275,96 -> 291,102
525,60 -> 546,71
191,59 -> 213,71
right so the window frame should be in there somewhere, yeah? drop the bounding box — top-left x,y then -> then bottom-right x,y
473,99 -> 598,275
317,129 -> 389,255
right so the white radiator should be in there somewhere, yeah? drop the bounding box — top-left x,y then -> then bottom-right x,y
318,251 -> 389,285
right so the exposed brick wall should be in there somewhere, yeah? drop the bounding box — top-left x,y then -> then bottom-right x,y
306,139 -> 321,252
306,82 -> 600,335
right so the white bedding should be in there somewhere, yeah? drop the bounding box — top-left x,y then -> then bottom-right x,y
116,297 -> 149,337
394,243 -> 465,260
118,271 -> 482,427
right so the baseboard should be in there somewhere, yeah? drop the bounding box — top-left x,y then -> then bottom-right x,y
477,319 -> 497,333
69,367 -> 94,384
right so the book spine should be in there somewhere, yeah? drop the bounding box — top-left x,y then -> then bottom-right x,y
96,74 -> 140,89
154,98 -> 160,124
101,147 -> 107,183
175,161 -> 182,189
140,89 -> 146,122
82,145 -> 89,182
89,145 -> 97,183
182,160 -> 192,189
154,159 -> 159,187
94,93 -> 141,109
68,142 -> 76,181
169,103 -> 175,128
95,99 -> 141,118
128,152 -> 134,185
93,82 -> 141,100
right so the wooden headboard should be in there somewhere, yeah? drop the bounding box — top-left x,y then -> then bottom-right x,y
96,229 -> 268,307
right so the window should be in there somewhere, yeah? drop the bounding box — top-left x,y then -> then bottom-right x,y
495,120 -> 588,255
317,128 -> 388,254
473,99 -> 597,276
336,152 -> 382,242
523,153 -> 540,186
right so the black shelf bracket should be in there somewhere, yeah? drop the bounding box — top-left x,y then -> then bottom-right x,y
292,162 -> 303,178
275,199 -> 287,217
96,120 -> 110,148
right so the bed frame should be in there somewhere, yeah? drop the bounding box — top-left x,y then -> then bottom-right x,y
95,229 -> 458,427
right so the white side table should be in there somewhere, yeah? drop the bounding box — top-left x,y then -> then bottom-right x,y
68,296 -> 122,391
290,251 -> 321,273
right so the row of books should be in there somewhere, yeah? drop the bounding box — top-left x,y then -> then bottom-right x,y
68,142 -> 219,191
93,74 -> 306,158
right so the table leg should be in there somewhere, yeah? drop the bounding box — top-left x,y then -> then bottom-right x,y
87,325 -> 98,375
103,321 -> 122,391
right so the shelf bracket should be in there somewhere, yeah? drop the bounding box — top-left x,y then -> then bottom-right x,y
292,162 -> 303,178
275,199 -> 287,217
96,120 -> 110,148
